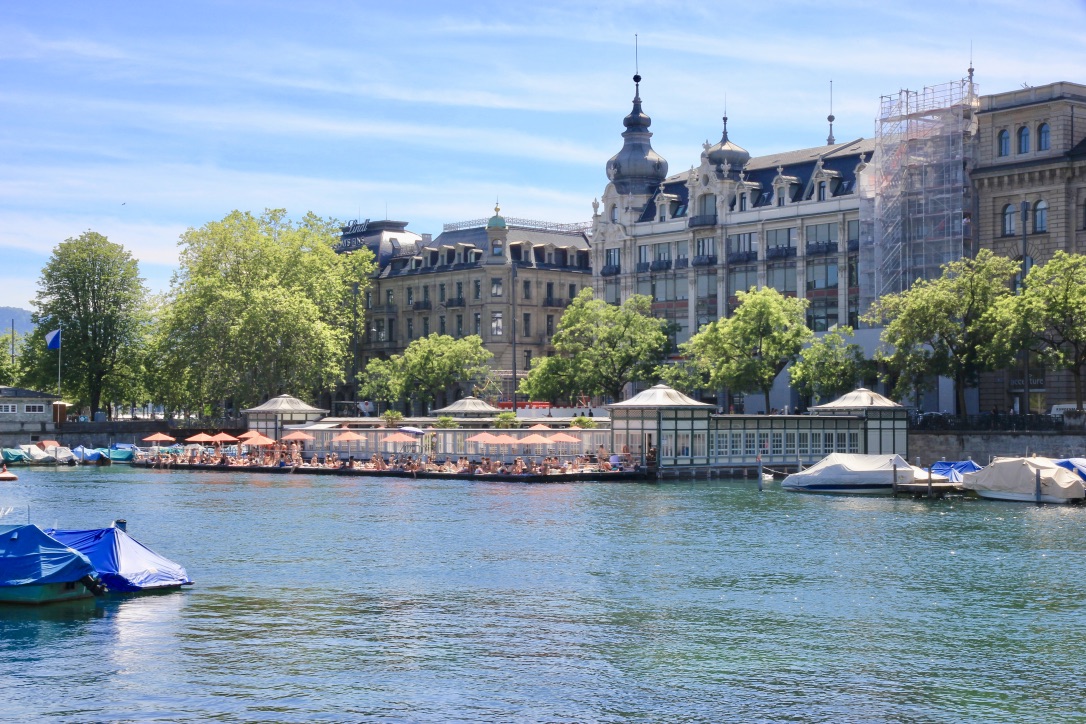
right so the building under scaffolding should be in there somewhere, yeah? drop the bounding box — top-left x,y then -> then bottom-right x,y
859,75 -> 979,313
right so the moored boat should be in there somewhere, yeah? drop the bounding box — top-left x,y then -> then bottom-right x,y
781,453 -> 946,495
0,524 -> 105,604
962,456 -> 1085,504
45,521 -> 192,593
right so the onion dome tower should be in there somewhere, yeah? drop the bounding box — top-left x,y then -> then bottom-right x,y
605,74 -> 668,196
703,116 -> 750,172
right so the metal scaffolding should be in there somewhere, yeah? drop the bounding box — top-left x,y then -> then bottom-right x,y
860,76 -> 979,313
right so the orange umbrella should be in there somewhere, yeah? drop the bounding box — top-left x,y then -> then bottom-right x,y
243,434 -> 276,446
238,430 -> 262,440
528,423 -> 551,430
143,433 -> 176,443
210,432 -> 238,443
466,432 -> 499,443
185,432 -> 215,443
281,430 -> 315,442
490,433 -> 519,445
331,431 -> 366,443
548,432 -> 581,443
518,433 -> 553,445
382,432 -> 418,443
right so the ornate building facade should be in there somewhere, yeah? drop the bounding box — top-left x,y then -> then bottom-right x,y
972,81 -> 1086,412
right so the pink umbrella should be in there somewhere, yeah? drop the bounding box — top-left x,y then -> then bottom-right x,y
383,432 -> 418,443
466,432 -> 499,443
548,432 -> 581,443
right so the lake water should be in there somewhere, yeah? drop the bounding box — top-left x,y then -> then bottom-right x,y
2,466 -> 1086,722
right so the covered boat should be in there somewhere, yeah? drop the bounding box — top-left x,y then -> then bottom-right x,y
72,446 -> 111,465
1054,458 -> 1086,481
962,456 -> 1085,504
0,524 -> 104,604
2,448 -> 29,464
109,443 -> 136,463
19,444 -> 55,463
929,459 -> 982,483
781,453 -> 944,495
45,524 -> 192,592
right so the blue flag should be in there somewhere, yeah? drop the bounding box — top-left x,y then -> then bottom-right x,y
45,329 -> 61,350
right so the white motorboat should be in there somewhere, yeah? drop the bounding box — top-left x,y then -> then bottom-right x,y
962,456 -> 1085,504
781,453 -> 943,495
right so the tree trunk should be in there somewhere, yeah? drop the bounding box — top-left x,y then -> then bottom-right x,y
955,372 -> 967,416
1074,368 -> 1083,411
764,389 -> 771,415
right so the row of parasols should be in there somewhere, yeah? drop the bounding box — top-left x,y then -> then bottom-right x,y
141,430 -> 317,447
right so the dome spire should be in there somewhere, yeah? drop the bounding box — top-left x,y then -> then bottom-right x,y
605,70 -> 669,195
826,80 -> 836,145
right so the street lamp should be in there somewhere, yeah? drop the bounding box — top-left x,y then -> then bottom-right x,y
1019,199 -> 1031,415
510,262 -> 518,418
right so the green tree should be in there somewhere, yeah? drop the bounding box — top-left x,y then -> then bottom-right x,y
493,411 -> 518,428
789,327 -> 868,405
518,355 -> 579,405
987,251 -> 1086,410
684,286 -> 812,412
25,231 -> 148,414
864,249 -> 1019,415
528,289 -> 668,402
358,357 -> 402,408
654,359 -> 711,397
434,416 -> 459,429
0,333 -> 21,386
158,209 -> 374,411
381,409 -> 404,427
397,334 -> 492,410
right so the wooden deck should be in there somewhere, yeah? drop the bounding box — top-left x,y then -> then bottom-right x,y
892,481 -> 966,498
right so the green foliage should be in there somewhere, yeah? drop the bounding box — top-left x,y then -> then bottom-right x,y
381,409 -> 404,427
789,327 -> 868,404
154,209 -> 374,411
864,249 -> 1019,414
433,415 -> 459,429
493,411 -> 518,428
0,334 -> 21,387
684,286 -> 812,412
518,355 -> 578,405
359,335 -> 493,410
654,359 -> 710,397
24,231 -> 148,414
524,288 -> 668,402
358,357 -> 402,405
988,251 -> 1086,409
569,415 -> 598,428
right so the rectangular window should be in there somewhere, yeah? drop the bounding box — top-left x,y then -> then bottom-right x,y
847,219 -> 859,242
439,316 -> 446,335
406,318 -> 414,340
0,404 -> 16,413
423,286 -> 430,302
522,312 -> 531,337
638,245 -> 650,264
473,279 -> 481,300
24,404 -> 45,414
785,433 -> 796,455
492,240 -> 503,256
725,232 -> 756,254
491,311 -> 503,336
728,266 -> 757,296
546,281 -> 554,299
798,432 -> 809,456
473,313 -> 481,336
422,318 -> 430,336
568,284 -> 577,300
364,291 -> 372,309
806,297 -> 839,332
456,315 -> 463,337
522,280 -> 531,300
766,228 -> 797,249
456,281 -> 463,300
662,433 -> 674,458
406,288 -> 414,305
652,243 -> 671,261
805,223 -> 838,244
375,319 -> 386,341
439,283 -> 446,303
491,278 -> 503,297
385,289 -> 394,305
744,432 -> 757,456
605,248 -> 621,268
677,432 -> 691,457
693,432 -> 706,457
546,314 -> 555,336
696,237 -> 717,256
766,263 -> 797,293
806,259 -> 839,291
771,432 -> 783,455
524,349 -> 532,370
738,193 -> 747,211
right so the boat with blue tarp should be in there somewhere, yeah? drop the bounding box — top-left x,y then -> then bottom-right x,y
45,522 -> 192,593
0,524 -> 106,604
928,459 -> 982,483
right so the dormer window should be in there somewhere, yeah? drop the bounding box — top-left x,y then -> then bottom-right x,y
492,240 -> 503,256
739,193 -> 747,212
610,204 -> 618,223
817,182 -> 827,201
777,192 -> 785,207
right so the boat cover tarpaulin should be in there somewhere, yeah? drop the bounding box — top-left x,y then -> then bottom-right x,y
109,448 -> 135,462
1054,458 -> 1086,481
929,460 -> 982,483
0,524 -> 97,587
963,457 -> 1085,501
19,445 -> 54,463
2,448 -> 29,463
72,446 -> 105,462
783,453 -> 941,490
45,526 -> 192,592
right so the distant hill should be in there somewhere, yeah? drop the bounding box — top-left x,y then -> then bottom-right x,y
0,308 -> 35,336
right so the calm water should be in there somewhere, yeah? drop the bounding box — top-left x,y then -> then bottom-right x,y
2,467 -> 1086,722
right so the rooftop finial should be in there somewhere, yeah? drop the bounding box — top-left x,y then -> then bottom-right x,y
721,115 -> 729,143
826,80 -> 836,145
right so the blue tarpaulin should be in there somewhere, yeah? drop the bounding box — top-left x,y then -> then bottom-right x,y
0,525 -> 98,587
1055,458 -> 1086,481
929,460 -> 982,483
72,445 -> 105,462
45,526 -> 192,592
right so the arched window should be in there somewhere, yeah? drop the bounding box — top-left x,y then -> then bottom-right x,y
609,204 -> 618,223
1034,200 -> 1048,233
1017,126 -> 1030,154
817,181 -> 827,201
1038,123 -> 1050,151
998,130 -> 1010,157
739,193 -> 747,211
1002,204 -> 1016,236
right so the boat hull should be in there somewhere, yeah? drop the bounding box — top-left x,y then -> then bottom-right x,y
782,482 -> 895,495
0,581 -> 94,605
973,489 -> 1080,505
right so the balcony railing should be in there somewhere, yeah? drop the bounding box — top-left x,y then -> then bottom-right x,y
805,242 -> 838,256
847,239 -> 860,252
445,297 -> 466,307
691,254 -> 718,267
635,262 -> 651,274
376,303 -> 397,314
649,259 -> 673,272
674,257 -> 689,269
726,250 -> 757,264
765,246 -> 797,260
600,264 -> 621,277
412,300 -> 432,311
688,214 -> 718,228
543,297 -> 571,308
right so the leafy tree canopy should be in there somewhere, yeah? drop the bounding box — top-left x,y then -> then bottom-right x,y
359,335 -> 493,410
683,286 -> 811,412
864,249 -> 1019,414
789,327 -> 869,405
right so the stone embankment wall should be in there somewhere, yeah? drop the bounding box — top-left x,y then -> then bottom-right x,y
909,431 -> 1086,465
0,422 -> 243,450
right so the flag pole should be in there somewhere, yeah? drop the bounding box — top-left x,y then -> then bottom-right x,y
57,323 -> 61,397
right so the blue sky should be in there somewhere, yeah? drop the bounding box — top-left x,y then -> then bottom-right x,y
3,0 -> 1084,309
